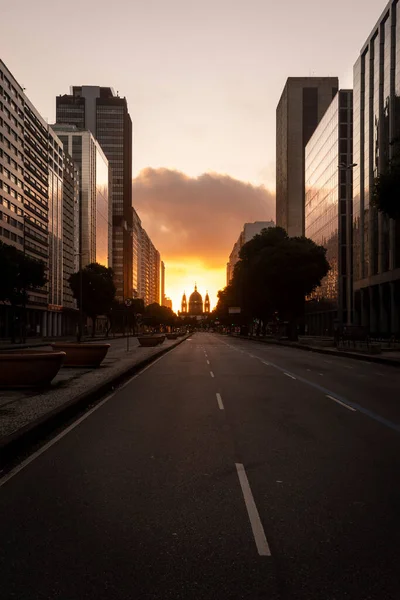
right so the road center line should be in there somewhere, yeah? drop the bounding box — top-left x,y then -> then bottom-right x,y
216,393 -> 224,410
326,395 -> 356,412
235,463 -> 271,556
210,371 -> 215,378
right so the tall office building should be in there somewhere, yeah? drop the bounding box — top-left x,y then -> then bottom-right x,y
161,261 -> 165,305
138,227 -> 161,305
227,221 -> 275,284
52,125 -> 112,270
0,60 -> 68,337
56,86 -> 133,300
131,207 -> 141,298
276,77 -> 339,237
60,150 -> 79,334
305,90 -> 353,335
352,0 -> 400,336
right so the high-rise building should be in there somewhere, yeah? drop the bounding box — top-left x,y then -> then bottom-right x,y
132,207 -> 141,298
51,125 -> 112,270
60,149 -> 79,334
56,86 -> 133,300
138,227 -> 161,305
276,77 -> 339,237
227,221 -> 275,284
161,261 -> 165,305
305,90 -> 353,335
352,0 -> 400,336
0,60 -> 68,338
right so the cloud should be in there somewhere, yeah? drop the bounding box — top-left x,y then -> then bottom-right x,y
132,168 -> 275,268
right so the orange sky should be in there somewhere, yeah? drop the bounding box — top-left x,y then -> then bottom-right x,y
132,168 -> 275,313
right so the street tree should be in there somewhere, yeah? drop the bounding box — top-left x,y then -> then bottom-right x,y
224,227 -> 330,340
0,241 -> 46,342
69,263 -> 116,337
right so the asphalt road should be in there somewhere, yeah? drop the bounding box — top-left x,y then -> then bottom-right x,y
1,332 -> 400,599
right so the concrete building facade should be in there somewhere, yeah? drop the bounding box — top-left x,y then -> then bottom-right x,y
276,77 -> 339,237
227,221 -> 275,284
56,86 -> 133,301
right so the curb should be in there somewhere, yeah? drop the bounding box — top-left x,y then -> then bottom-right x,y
0,335 -> 190,468
229,335 -> 400,368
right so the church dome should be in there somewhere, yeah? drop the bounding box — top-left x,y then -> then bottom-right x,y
189,289 -> 203,303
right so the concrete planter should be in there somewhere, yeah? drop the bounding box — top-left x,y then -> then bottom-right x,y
51,343 -> 111,367
157,335 -> 166,345
0,351 -> 66,388
138,336 -> 162,347
166,333 -> 178,340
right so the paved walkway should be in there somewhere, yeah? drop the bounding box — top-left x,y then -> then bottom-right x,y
0,336 -> 183,443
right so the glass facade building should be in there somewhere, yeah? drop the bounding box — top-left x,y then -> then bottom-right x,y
52,125 -> 112,272
276,78 -> 339,237
305,90 -> 353,335
56,87 -> 133,301
353,0 -> 400,335
138,227 -> 161,306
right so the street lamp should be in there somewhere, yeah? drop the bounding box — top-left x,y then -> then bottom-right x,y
338,162 -> 357,330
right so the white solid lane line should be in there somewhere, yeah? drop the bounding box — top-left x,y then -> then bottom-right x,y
284,372 -> 296,380
216,393 -> 224,410
235,463 -> 271,556
326,395 -> 356,412
210,371 -> 215,378
0,350 -> 173,489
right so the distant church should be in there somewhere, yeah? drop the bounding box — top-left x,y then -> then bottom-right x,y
179,285 -> 210,318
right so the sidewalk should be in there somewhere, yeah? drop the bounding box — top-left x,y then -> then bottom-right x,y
230,334 -> 400,367
0,333 -> 128,351
0,335 -> 188,463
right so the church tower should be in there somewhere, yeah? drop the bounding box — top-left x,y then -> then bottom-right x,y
204,292 -> 210,313
181,292 -> 187,313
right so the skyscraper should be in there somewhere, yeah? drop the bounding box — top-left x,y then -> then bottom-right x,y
52,125 -> 112,271
56,86 -> 133,300
352,0 -> 400,335
276,77 -> 339,237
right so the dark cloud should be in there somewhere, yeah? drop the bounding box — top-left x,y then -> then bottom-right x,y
132,168 -> 275,268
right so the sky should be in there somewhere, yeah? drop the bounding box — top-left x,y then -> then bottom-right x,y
1,0 -> 386,311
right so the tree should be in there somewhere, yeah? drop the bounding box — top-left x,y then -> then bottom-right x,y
69,263 -> 116,338
0,241 -> 46,342
224,227 -> 330,340
371,138 -> 400,220
143,302 -> 177,330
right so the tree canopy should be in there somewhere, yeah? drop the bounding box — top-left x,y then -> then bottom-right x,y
69,263 -> 116,335
372,139 -> 400,220
0,241 -> 46,307
215,227 -> 330,339
143,303 -> 177,329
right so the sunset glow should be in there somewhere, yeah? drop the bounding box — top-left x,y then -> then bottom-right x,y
162,259 -> 225,313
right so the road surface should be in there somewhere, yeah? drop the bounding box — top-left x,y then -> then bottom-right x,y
1,332 -> 400,599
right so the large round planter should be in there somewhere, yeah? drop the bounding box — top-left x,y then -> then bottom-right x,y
51,343 -> 110,367
166,333 -> 178,340
157,335 -> 166,345
0,351 -> 66,388
138,336 -> 161,347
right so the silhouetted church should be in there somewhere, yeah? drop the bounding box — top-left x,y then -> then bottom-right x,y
180,285 -> 210,318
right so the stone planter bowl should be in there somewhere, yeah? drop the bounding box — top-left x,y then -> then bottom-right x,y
165,333 -> 178,340
138,336 -> 162,347
0,351 -> 66,388
51,342 -> 111,367
157,335 -> 166,345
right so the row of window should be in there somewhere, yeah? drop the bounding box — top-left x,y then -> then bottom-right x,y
0,225 -> 23,244
0,163 -> 24,187
0,147 -> 23,174
0,70 -> 24,105
0,194 -> 23,214
0,101 -> 23,131
0,131 -> 23,160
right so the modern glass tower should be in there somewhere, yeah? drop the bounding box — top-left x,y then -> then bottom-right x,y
352,0 -> 400,336
56,86 -> 133,301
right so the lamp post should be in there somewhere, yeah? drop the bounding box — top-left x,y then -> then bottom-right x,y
338,162 -> 357,330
